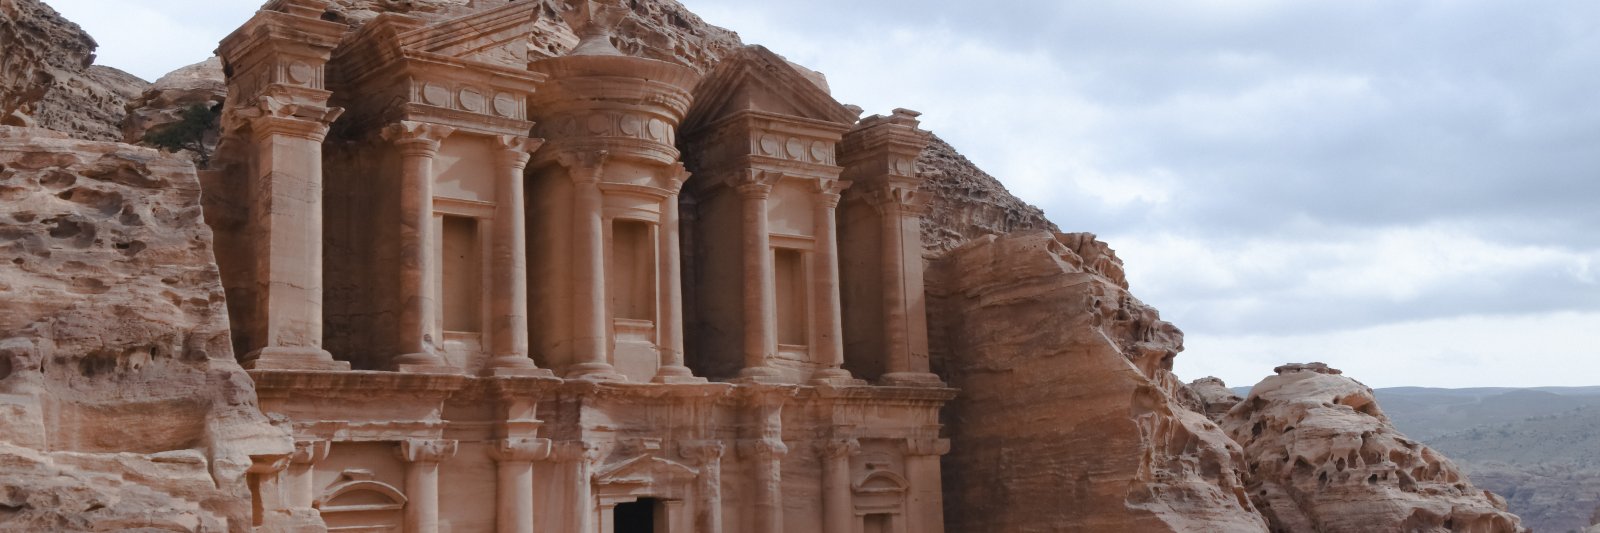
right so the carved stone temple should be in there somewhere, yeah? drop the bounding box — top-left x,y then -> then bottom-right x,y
206,1 -> 954,531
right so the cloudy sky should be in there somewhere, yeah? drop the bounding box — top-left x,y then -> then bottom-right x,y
49,0 -> 1600,388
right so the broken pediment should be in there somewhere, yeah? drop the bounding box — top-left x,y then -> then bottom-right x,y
682,45 -> 860,134
394,1 -> 543,68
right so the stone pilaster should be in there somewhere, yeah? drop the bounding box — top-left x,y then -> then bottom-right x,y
819,437 -> 860,533
738,438 -> 788,533
246,453 -> 291,527
680,440 -> 727,533
382,121 -> 457,372
735,170 -> 782,382
490,438 -> 552,533
396,439 -> 458,533
550,441 -> 600,533
285,439 -> 331,511
485,135 -> 553,376
903,437 -> 951,533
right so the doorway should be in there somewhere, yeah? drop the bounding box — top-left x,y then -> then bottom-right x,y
613,498 -> 660,533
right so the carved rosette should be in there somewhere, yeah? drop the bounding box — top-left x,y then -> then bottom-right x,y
490,438 -> 553,463
396,439 -> 459,464
382,121 -> 456,157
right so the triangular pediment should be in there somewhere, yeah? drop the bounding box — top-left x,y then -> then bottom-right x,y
594,455 -> 700,485
395,1 -> 543,68
683,45 -> 859,134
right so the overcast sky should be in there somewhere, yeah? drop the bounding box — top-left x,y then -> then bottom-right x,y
48,0 -> 1600,389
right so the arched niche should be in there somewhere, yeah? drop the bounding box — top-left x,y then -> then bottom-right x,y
853,470 -> 908,533
315,470 -> 408,533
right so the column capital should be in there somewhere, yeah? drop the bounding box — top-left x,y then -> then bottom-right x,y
396,439 -> 458,464
556,149 -> 610,184
868,181 -> 928,216
490,438 -> 552,463
734,169 -> 781,199
815,178 -> 850,208
902,437 -> 951,457
817,438 -> 860,459
548,440 -> 601,463
736,439 -> 789,461
248,453 -> 292,475
665,162 -> 692,192
677,440 -> 726,464
382,121 -> 456,156
289,440 -> 332,465
494,134 -> 545,169
233,94 -> 344,143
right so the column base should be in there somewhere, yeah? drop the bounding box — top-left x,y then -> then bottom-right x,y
809,368 -> 867,387
879,372 -> 946,387
483,355 -> 554,377
565,362 -> 625,382
651,365 -> 707,384
733,365 -> 788,384
395,352 -> 458,374
244,347 -> 350,371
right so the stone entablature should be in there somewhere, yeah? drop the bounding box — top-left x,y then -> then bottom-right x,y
209,1 -> 953,531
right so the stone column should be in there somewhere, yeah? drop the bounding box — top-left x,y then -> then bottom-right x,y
819,438 -> 860,533
551,441 -> 598,533
239,99 -> 348,371
810,179 -> 856,384
680,440 -> 726,533
736,170 -> 781,381
485,135 -> 551,376
491,438 -> 551,533
246,453 -> 291,527
397,439 -> 458,533
873,186 -> 941,386
902,438 -> 950,533
738,439 -> 788,533
285,440 -> 331,510
655,164 -> 701,383
383,121 -> 456,372
556,151 -> 621,380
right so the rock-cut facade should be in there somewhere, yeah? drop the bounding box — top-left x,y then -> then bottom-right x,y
206,0 -> 953,531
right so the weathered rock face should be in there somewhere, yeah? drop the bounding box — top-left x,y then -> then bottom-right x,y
917,135 -> 1057,256
33,64 -> 148,142
930,231 -> 1266,533
0,126 -> 288,531
120,57 -> 224,149
1224,363 -> 1527,533
0,0 -> 94,125
1190,376 -> 1245,421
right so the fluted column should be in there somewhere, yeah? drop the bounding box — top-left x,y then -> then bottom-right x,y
238,99 -> 348,371
397,439 -> 458,533
903,438 -> 951,533
486,135 -> 551,376
383,121 -> 456,372
655,164 -> 701,383
680,440 -> 726,533
491,438 -> 551,533
556,151 -> 622,380
736,170 -> 781,381
819,438 -> 859,533
811,179 -> 856,384
285,440 -> 330,511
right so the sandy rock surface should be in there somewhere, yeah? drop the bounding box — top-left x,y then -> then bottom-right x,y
0,125 -> 288,531
930,231 -> 1267,532
0,0 -> 94,124
1224,363 -> 1527,533
917,135 -> 1057,256
1190,376 -> 1244,421
120,57 -> 225,148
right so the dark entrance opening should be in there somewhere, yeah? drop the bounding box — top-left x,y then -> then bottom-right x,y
614,498 -> 659,533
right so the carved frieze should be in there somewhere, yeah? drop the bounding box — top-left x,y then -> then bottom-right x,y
538,110 -> 677,146
749,129 -> 837,166
410,77 -> 527,120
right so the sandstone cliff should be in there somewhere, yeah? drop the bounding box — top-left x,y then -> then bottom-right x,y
916,135 -> 1056,255
0,126 -> 288,531
0,0 -> 147,141
1224,363 -> 1526,533
929,231 -> 1267,532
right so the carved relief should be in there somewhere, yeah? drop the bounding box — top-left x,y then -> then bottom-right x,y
541,111 -> 677,144
395,439 -> 458,464
749,130 -> 837,165
410,78 -> 525,120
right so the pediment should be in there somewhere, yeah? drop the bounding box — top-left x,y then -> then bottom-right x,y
395,1 -> 543,68
682,45 -> 859,134
594,454 -> 700,485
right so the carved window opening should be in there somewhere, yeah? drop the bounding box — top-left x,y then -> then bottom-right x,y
774,247 -> 808,346
441,215 -> 483,332
613,497 -> 664,533
611,219 -> 656,322
863,513 -> 893,533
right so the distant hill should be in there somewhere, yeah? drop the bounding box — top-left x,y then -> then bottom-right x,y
1377,387 -> 1600,533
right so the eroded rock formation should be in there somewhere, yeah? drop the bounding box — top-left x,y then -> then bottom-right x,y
917,134 -> 1056,255
0,0 -> 94,125
929,231 -> 1267,532
120,57 -> 225,150
1190,376 -> 1245,421
0,126 -> 288,531
1224,363 -> 1526,533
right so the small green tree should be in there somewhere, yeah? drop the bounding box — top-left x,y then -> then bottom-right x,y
142,104 -> 220,165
